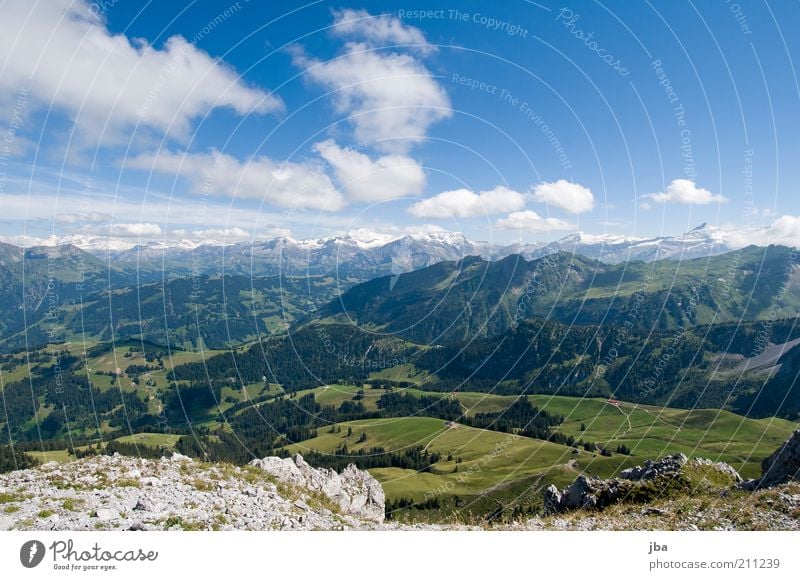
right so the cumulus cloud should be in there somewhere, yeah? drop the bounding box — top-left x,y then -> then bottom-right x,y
646,179 -> 727,205
331,9 -> 434,54
111,223 -> 163,237
128,150 -> 344,211
0,189 -> 322,239
408,186 -> 527,218
532,180 -> 595,214
314,139 -> 426,202
750,207 -> 774,219
725,215 -> 800,249
292,12 -> 451,152
257,227 -> 293,239
0,0 -> 280,146
496,210 -> 572,232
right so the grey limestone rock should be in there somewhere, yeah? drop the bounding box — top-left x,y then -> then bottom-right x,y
760,429 -> 800,488
250,454 -> 385,523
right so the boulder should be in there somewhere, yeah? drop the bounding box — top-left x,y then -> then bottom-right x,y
561,476 -> 599,510
543,485 -> 562,514
251,456 -> 306,486
693,458 -> 743,483
94,508 -> 119,521
738,478 -> 759,491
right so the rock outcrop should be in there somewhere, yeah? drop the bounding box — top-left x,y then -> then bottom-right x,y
545,475 -> 637,513
0,453 -> 387,531
530,482 -> 800,531
692,457 -> 744,483
619,453 -> 689,481
760,428 -> 800,488
544,454 -> 742,514
250,454 -> 385,523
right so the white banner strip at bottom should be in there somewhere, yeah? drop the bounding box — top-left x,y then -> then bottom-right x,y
0,531 -> 797,579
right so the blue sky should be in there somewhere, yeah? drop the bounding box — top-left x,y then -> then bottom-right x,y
1,0 -> 799,246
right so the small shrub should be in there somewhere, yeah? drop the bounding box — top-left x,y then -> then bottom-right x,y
62,499 -> 80,511
191,479 -> 215,492
115,478 -> 141,488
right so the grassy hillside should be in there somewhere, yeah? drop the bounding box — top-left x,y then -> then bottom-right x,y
287,416 -> 625,513
285,387 -> 795,481
320,245 -> 800,345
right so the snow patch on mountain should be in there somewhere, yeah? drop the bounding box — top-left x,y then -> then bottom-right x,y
6,223 -> 795,278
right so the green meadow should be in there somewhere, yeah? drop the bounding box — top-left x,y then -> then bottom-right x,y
286,416 -> 621,505
283,385 -> 797,496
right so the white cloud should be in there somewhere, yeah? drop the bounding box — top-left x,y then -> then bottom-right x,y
331,9 -> 434,54
54,212 -> 112,224
0,0 -> 280,146
0,188 -> 356,239
746,206 -> 774,219
112,223 -> 163,237
497,210 -> 572,232
314,139 -> 425,202
646,179 -> 727,205
128,150 -> 345,211
3,135 -> 35,158
725,215 -> 800,249
267,227 -> 293,239
408,186 -> 527,218
532,180 -> 595,214
292,40 -> 451,152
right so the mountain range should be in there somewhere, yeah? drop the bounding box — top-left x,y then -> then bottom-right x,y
320,243 -> 800,344
22,223 -> 749,281
0,223 -> 796,350
163,244 -> 800,418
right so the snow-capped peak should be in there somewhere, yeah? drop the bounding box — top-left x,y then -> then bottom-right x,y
407,231 -> 471,245
40,234 -> 138,252
678,222 -> 726,243
557,231 -> 648,245
333,228 -> 401,249
8,223 -> 793,268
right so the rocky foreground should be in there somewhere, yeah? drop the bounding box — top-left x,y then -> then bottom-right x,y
528,427 -> 800,530
0,453 -> 390,531
1,429 -> 799,531
531,454 -> 800,531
